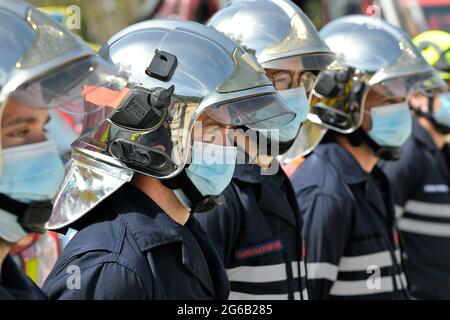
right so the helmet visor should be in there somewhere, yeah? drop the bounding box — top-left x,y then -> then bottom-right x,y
261,53 -> 339,73
9,56 -> 127,114
205,93 -> 296,130
375,71 -> 447,99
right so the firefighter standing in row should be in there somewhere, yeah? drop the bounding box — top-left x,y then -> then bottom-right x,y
0,0 -> 118,299
196,0 -> 340,300
291,15 -> 445,299
43,19 -> 298,299
382,30 -> 450,299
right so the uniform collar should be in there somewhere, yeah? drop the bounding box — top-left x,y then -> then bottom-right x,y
233,163 -> 286,186
315,142 -> 369,185
233,164 -> 298,226
232,164 -> 263,184
111,183 -> 183,252
112,183 -> 225,298
313,143 -> 394,223
412,118 -> 450,181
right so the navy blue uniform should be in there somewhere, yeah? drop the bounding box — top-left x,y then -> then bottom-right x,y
43,183 -> 229,300
291,142 -> 409,300
382,119 -> 450,299
195,164 -> 307,300
0,255 -> 46,300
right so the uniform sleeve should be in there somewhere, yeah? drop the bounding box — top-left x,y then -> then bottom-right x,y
43,260 -> 151,300
194,186 -> 242,266
381,141 -> 423,209
300,191 -> 352,300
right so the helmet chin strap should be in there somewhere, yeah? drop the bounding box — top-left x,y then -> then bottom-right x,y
161,169 -> 223,213
347,129 -> 402,161
0,193 -> 52,234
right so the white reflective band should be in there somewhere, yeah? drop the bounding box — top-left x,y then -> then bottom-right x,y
229,291 -> 305,300
330,275 -> 401,296
293,289 -> 309,300
227,262 -> 304,284
398,218 -> 450,237
394,273 -> 408,289
400,273 -> 408,288
306,262 -> 339,281
226,263 -> 287,283
339,251 -> 393,272
395,205 -> 404,218
302,289 -> 309,300
395,249 -> 401,264
229,291 -> 289,300
292,261 -> 306,279
301,261 -> 306,278
404,200 -> 450,218
423,184 -> 449,193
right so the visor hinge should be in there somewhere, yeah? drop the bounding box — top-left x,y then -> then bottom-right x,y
109,85 -> 174,131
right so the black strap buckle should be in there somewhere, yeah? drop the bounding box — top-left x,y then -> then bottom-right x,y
19,201 -> 53,233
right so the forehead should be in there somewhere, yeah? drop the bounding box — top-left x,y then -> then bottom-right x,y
2,99 -> 48,124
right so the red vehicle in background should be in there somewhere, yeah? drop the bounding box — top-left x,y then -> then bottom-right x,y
420,0 -> 450,31
137,0 -> 219,23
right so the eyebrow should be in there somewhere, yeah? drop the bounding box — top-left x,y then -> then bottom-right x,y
4,116 -> 39,126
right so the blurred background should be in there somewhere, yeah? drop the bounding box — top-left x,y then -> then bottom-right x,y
28,0 -> 450,47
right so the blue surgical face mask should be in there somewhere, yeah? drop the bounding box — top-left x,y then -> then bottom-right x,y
433,92 -> 450,127
367,102 -> 412,148
186,141 -> 237,197
260,87 -> 309,143
0,140 -> 65,203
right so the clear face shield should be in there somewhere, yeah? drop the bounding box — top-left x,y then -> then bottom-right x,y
0,6 -> 128,236
279,59 -> 346,163
0,4 -> 128,158
247,53 -> 342,164
48,85 -> 296,230
9,57 -> 128,114
280,71 -> 442,161
408,72 -> 449,128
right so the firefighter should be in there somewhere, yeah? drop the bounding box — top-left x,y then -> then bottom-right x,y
291,16 -> 445,299
381,30 -> 450,299
0,0 -> 122,299
43,19 -> 297,299
196,0 -> 340,300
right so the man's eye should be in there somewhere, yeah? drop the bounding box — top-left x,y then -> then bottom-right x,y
10,128 -> 28,137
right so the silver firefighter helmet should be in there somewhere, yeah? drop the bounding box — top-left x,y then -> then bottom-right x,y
47,19 -> 296,230
207,0 -> 341,162
298,15 -> 446,156
0,0 -> 127,234
0,0 -> 126,114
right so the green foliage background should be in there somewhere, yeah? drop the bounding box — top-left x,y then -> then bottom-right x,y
28,0 -> 146,44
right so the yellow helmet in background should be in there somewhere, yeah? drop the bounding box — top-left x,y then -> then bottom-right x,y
414,30 -> 450,80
